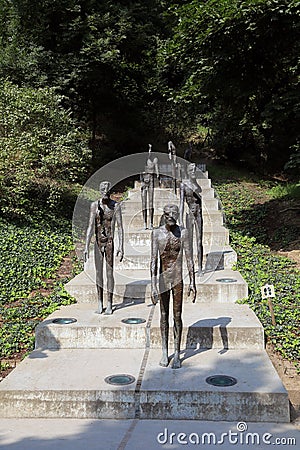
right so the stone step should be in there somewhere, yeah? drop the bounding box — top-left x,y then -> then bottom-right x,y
128,186 -> 215,199
126,194 -> 219,211
84,244 -> 237,272
125,225 -> 229,247
0,347 -> 289,422
112,246 -> 236,271
134,177 -> 211,189
121,209 -> 223,228
35,303 -> 264,350
65,268 -> 248,304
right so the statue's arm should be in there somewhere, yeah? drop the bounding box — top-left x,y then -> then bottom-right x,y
179,183 -> 185,226
84,201 -> 97,262
182,228 -> 196,302
153,157 -> 159,178
150,229 -> 159,304
115,202 -> 124,261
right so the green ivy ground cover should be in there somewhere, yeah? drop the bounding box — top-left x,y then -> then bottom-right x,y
0,216 -> 76,362
212,175 -> 300,370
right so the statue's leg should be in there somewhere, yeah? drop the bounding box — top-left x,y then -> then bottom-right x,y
172,160 -> 177,194
186,212 -> 194,262
172,282 -> 183,369
159,288 -> 170,367
94,242 -> 104,314
149,177 -> 154,229
141,188 -> 147,229
105,240 -> 114,315
195,213 -> 204,275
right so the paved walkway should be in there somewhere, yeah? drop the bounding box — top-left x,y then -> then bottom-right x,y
0,418 -> 299,449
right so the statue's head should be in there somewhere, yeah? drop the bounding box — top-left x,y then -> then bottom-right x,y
187,163 -> 196,179
99,181 -> 111,197
148,144 -> 152,154
163,204 -> 179,227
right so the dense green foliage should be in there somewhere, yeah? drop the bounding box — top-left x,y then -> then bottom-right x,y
1,0 -> 298,171
212,171 -> 300,369
0,80 -> 90,216
0,216 -> 76,359
161,0 -> 300,170
0,0 -> 167,152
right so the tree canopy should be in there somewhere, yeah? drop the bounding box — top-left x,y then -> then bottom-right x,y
0,0 -> 299,177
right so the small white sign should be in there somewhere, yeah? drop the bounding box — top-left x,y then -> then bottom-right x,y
261,284 -> 275,299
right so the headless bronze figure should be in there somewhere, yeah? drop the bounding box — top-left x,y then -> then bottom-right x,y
179,163 -> 204,276
168,140 -> 177,194
84,181 -> 124,315
151,204 -> 196,369
140,144 -> 159,229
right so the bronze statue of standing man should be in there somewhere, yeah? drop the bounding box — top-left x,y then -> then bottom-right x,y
151,204 -> 196,369
84,181 -> 124,315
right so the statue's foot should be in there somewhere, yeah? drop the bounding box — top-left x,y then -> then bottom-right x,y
104,307 -> 113,315
149,224 -> 153,230
159,355 -> 169,367
95,302 -> 104,314
172,358 -> 181,369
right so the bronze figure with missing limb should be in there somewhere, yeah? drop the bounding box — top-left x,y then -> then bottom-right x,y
151,204 -> 196,369
84,181 -> 124,315
179,163 -> 204,276
140,144 -> 159,229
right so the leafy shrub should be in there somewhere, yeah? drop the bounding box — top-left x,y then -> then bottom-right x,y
0,79 -> 91,216
213,176 -> 300,370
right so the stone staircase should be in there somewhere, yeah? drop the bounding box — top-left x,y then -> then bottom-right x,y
0,165 -> 290,423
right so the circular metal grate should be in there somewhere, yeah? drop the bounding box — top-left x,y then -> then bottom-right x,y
216,278 -> 237,283
206,375 -> 237,387
121,317 -> 146,325
52,318 -> 77,325
104,374 -> 136,385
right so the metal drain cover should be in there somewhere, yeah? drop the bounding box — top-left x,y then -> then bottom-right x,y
52,318 -> 77,325
206,375 -> 237,387
121,317 -> 146,325
105,374 -> 136,385
216,278 -> 237,283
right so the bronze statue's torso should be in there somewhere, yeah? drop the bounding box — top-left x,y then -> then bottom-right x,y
145,157 -> 158,175
158,226 -> 183,282
183,180 -> 202,213
95,199 -> 116,246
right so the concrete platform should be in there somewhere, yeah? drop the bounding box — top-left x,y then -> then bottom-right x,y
139,348 -> 290,422
0,348 -> 289,422
0,419 -> 298,450
34,303 -> 264,350
65,268 -> 248,304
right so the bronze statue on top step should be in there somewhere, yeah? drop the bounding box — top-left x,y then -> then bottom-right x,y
168,140 -> 178,194
151,204 -> 196,369
179,163 -> 204,276
140,144 -> 159,229
84,181 -> 124,315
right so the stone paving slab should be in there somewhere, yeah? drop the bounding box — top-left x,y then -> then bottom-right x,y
0,419 -> 298,450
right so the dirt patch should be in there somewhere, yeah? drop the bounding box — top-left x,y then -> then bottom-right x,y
267,343 -> 300,427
